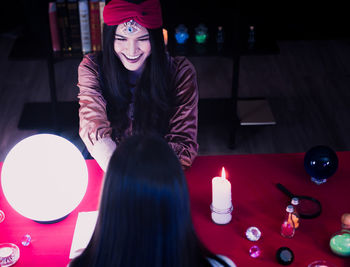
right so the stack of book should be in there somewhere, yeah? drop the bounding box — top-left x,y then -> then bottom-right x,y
49,0 -> 105,55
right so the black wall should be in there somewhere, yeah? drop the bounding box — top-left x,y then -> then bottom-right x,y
161,0 -> 349,40
1,0 -> 348,40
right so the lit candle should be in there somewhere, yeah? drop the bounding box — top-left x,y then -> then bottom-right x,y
211,167 -> 233,224
162,28 -> 168,46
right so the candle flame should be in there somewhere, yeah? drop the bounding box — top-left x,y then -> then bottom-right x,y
221,167 -> 226,179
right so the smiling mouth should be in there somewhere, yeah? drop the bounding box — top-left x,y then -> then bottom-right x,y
123,54 -> 142,62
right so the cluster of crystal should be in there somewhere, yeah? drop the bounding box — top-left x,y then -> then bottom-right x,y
246,226 -> 262,241
21,234 -> 31,246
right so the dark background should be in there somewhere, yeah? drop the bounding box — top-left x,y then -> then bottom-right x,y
0,0 -> 349,40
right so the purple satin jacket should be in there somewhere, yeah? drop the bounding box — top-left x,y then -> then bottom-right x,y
77,54 -> 199,169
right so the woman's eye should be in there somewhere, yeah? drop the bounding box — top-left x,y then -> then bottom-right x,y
116,38 -> 126,41
138,38 -> 149,41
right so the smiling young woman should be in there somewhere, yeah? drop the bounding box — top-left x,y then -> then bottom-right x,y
113,21 -> 151,72
77,0 -> 199,171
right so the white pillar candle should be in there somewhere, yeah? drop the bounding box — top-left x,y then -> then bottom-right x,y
212,167 -> 232,209
211,167 -> 233,224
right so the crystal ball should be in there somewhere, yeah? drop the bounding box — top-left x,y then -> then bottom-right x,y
1,134 -> 88,223
304,145 -> 338,182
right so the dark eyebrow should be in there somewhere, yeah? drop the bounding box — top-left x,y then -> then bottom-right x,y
114,33 -> 150,39
137,34 -> 150,39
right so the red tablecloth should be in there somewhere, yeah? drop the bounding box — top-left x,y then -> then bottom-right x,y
1,152 -> 350,266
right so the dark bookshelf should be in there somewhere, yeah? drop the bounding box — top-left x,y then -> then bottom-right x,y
9,28 -> 82,133
166,18 -> 279,148
9,31 -> 82,134
7,0 -> 85,134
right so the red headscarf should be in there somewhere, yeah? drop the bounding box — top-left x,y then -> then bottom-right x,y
103,0 -> 163,29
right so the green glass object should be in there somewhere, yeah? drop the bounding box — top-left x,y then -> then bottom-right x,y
329,213 -> 350,257
330,233 -> 350,256
195,24 -> 208,44
195,34 -> 207,44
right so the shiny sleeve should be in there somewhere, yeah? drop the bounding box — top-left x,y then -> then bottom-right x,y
77,54 -> 116,171
165,57 -> 199,169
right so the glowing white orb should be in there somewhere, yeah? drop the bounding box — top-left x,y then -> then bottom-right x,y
1,134 -> 88,222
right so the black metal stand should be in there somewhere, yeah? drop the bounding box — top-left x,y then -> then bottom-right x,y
14,47 -> 80,133
9,7 -> 80,133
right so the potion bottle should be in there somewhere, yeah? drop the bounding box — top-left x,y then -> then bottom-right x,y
217,26 -> 224,44
216,26 -> 224,52
291,197 -> 300,229
281,205 -> 295,238
248,25 -> 255,49
329,213 -> 350,257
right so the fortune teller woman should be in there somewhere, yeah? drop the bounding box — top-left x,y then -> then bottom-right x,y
77,0 -> 198,171
69,134 -> 236,267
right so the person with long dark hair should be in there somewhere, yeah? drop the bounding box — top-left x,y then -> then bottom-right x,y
69,135 -> 235,267
78,0 -> 198,171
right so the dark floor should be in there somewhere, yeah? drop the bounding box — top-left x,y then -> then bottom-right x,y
1,33 -> 350,162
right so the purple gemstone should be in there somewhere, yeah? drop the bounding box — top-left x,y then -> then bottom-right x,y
249,245 -> 261,258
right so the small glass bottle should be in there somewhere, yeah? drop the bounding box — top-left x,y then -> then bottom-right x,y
248,25 -> 255,49
175,24 -> 189,44
291,197 -> 300,229
217,26 -> 224,44
281,205 -> 295,238
329,213 -> 350,257
195,24 -> 208,44
216,26 -> 224,52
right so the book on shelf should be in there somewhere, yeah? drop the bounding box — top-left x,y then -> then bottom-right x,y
47,0 -> 105,54
48,2 -> 61,52
99,0 -> 105,49
56,0 -> 72,51
89,0 -> 102,52
78,0 -> 91,54
67,0 -> 82,52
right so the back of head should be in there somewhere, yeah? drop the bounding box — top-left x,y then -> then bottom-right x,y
102,134 -> 189,231
72,134 -> 202,267
70,134 -> 229,267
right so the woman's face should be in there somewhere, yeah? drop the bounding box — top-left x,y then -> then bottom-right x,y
114,21 -> 151,72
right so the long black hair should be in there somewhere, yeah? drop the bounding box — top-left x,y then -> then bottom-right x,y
99,24 -> 173,141
70,134 -> 230,267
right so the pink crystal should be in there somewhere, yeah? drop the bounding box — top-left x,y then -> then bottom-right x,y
249,245 -> 261,258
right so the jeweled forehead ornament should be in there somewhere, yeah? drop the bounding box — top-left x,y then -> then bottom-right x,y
122,20 -> 141,35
